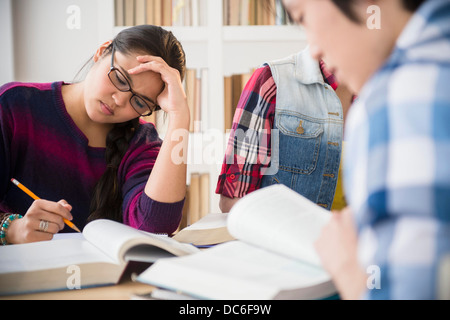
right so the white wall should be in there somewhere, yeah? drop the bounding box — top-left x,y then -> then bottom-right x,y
0,0 -> 15,85
11,0 -> 104,83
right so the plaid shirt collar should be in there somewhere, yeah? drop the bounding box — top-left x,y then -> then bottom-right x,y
319,60 -> 338,90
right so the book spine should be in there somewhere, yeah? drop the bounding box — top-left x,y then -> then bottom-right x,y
124,0 -> 135,26
116,0 -> 206,26
115,0 -> 125,26
186,172 -> 210,225
135,0 -> 147,25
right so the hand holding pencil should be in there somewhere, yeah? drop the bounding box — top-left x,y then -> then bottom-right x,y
6,179 -> 80,245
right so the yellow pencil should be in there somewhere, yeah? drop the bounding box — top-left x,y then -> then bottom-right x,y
11,179 -> 81,233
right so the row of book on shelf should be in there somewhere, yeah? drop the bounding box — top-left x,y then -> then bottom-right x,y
223,0 -> 289,26
178,172 -> 210,231
145,67 -> 253,133
115,0 -> 289,27
224,70 -> 254,132
115,0 -> 208,27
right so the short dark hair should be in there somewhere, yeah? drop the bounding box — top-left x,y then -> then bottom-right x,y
331,0 -> 426,23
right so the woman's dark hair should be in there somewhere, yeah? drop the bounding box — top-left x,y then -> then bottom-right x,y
87,25 -> 186,224
331,0 -> 426,23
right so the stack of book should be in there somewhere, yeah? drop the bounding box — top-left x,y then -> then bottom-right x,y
115,0 -> 208,27
138,185 -> 337,300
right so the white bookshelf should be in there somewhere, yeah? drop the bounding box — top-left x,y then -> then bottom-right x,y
0,0 -> 14,85
98,0 -> 308,213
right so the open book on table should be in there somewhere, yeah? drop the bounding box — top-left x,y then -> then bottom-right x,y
173,212 -> 236,247
0,219 -> 199,296
138,184 -> 337,300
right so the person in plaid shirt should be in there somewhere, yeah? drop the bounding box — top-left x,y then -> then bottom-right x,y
217,47 -> 354,213
284,0 -> 450,299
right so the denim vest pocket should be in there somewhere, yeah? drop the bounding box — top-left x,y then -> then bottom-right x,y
276,111 -> 323,175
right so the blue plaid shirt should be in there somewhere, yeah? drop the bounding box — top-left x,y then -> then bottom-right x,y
345,0 -> 450,299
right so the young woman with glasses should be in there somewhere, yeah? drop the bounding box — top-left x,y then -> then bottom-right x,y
0,25 -> 190,244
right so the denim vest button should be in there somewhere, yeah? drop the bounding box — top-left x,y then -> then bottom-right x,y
296,121 -> 305,135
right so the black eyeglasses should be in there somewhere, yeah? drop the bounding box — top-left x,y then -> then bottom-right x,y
108,45 -> 158,117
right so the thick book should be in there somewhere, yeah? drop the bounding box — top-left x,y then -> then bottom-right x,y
173,213 -> 236,247
138,184 -> 337,300
0,219 -> 199,296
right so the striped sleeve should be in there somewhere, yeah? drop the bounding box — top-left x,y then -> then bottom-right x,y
119,122 -> 183,234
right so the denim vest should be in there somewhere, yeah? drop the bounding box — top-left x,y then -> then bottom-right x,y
260,49 -> 343,210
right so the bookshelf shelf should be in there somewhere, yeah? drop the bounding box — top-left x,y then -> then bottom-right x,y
100,0 -> 307,214
114,25 -> 210,69
223,25 -> 306,42
113,26 -> 209,42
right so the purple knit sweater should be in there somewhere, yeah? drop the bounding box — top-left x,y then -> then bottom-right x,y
0,82 -> 184,234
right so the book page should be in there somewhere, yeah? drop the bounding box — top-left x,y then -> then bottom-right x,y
83,219 -> 200,264
228,184 -> 331,267
52,233 -> 85,241
0,239 -> 114,274
172,213 -> 236,246
82,219 -> 147,264
182,212 -> 229,231
139,241 -> 334,300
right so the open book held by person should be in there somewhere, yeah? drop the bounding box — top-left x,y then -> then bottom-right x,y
0,219 -> 199,295
138,184 -> 338,300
